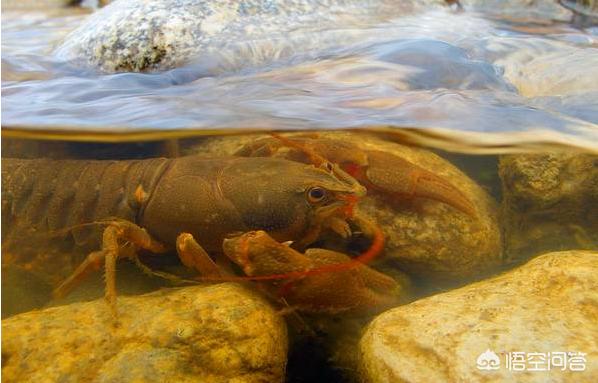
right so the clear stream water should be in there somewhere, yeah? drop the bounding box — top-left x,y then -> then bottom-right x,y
2,4 -> 597,381
1,1 -> 597,152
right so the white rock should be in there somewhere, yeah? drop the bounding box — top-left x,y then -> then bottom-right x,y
359,250 -> 598,383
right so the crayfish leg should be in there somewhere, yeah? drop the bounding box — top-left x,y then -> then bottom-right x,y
234,136 -> 284,157
276,298 -> 316,337
53,220 -> 167,320
53,250 -> 105,301
176,233 -> 223,278
269,133 -> 330,167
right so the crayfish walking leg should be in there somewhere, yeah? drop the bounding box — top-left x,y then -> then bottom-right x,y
176,233 -> 223,278
53,220 -> 167,319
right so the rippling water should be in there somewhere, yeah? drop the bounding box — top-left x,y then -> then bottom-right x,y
2,2 -> 598,151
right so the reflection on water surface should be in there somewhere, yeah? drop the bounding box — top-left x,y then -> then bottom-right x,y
1,1 -> 597,152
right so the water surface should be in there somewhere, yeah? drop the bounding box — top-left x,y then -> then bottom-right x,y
2,2 -> 597,152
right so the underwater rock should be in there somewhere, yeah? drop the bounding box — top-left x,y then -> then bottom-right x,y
189,132 -> 502,288
499,153 -> 598,262
53,0 -> 441,73
1,284 -> 288,383
358,250 -> 598,383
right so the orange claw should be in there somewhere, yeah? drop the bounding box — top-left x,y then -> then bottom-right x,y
220,230 -> 398,313
193,223 -> 385,283
356,150 -> 477,217
244,135 -> 477,218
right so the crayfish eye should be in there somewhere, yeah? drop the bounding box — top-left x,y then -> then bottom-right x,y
307,187 -> 327,203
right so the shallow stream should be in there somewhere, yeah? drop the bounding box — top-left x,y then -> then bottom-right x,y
1,1 -> 597,382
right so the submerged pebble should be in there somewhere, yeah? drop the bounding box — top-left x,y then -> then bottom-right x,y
358,250 -> 598,383
500,153 -> 598,262
1,284 -> 288,383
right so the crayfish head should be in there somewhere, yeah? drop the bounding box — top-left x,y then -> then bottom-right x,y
287,161 -> 366,247
217,157 -> 366,248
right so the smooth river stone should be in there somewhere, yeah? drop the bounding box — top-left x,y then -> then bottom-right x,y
358,250 -> 598,383
1,284 -> 288,383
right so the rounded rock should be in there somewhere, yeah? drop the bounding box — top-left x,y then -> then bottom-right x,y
1,283 -> 288,383
499,153 -> 598,262
358,250 -> 598,383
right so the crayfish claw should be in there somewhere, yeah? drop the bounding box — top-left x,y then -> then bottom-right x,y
363,150 -> 477,217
